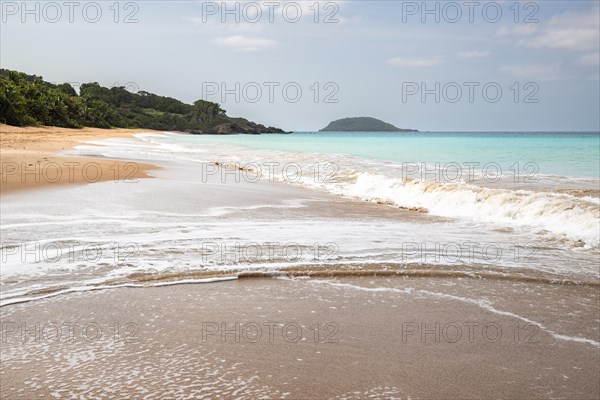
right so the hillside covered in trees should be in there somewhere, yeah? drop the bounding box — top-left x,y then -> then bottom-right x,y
320,117 -> 416,132
0,70 -> 285,134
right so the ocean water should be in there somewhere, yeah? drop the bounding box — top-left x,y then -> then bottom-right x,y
1,131 -> 599,306
123,131 -> 600,246
185,131 -> 600,180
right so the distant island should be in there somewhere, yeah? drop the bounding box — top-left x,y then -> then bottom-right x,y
320,117 -> 417,132
0,69 -> 285,134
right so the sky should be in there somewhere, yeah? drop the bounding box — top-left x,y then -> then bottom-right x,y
1,0 -> 599,131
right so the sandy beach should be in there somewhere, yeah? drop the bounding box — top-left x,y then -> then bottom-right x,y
1,277 -> 598,399
2,0 -> 599,396
0,125 -> 158,193
1,129 -> 599,399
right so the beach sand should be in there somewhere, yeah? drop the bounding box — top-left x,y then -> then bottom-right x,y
0,125 -> 158,193
1,127 -> 598,399
1,277 -> 598,399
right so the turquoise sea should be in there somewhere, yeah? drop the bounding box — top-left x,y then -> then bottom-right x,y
133,131 -> 600,248
186,131 -> 600,179
2,131 -> 599,307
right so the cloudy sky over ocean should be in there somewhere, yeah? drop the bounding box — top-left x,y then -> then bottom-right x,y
2,0 -> 598,131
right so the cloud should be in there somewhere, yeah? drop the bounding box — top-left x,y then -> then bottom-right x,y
546,7 -> 600,27
185,16 -> 264,33
496,25 -> 538,37
386,56 -> 442,67
190,1 -> 349,51
214,35 -> 277,51
499,64 -> 566,81
456,50 -> 490,59
337,15 -> 361,25
577,52 -> 600,66
516,7 -> 600,51
519,28 -> 599,51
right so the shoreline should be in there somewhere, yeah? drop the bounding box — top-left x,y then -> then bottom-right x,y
1,126 -> 599,399
1,277 -> 598,399
4,262 -> 599,308
2,135 -> 598,304
0,125 -> 160,194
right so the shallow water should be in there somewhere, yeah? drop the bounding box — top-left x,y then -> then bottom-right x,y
1,132 -> 599,305
81,132 -> 600,245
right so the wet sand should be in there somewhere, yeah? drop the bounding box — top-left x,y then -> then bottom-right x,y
0,125 -> 158,193
1,129 -> 598,399
1,277 -> 598,399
